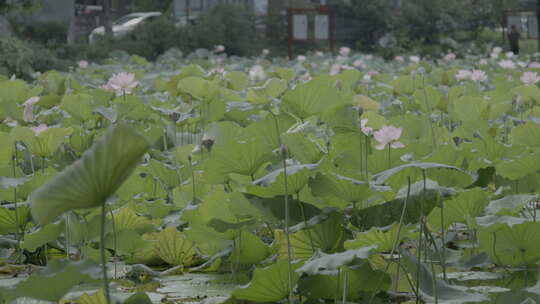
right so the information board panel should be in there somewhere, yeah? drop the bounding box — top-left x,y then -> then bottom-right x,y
293,14 -> 308,40
314,15 -> 329,40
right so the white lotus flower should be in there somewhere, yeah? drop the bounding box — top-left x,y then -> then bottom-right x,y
374,125 -> 405,150
521,72 -> 540,85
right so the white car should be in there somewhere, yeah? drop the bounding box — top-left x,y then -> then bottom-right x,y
89,12 -> 162,43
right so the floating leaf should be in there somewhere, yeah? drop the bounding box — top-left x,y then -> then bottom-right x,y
232,259 -> 301,302
154,226 -> 197,266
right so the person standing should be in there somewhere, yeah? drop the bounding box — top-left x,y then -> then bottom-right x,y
508,25 -> 521,55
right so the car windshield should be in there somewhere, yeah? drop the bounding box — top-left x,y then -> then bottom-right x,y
113,14 -> 143,26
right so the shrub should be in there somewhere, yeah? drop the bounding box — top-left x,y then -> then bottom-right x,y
0,37 -> 34,78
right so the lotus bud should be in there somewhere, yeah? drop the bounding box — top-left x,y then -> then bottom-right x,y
279,144 -> 288,159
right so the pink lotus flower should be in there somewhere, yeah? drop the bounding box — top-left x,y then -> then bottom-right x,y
529,62 -> 540,68
299,72 -> 312,82
455,70 -> 472,81
444,53 -> 456,61
353,59 -> 366,69
394,56 -> 405,62
339,47 -> 351,57
470,70 -> 488,82
297,55 -> 307,63
249,65 -> 266,82
208,67 -> 225,76
521,71 -> 540,85
31,124 -> 48,136
330,64 -> 341,75
374,125 -> 405,150
498,60 -> 516,69
104,72 -> 139,96
315,51 -> 324,57
409,56 -> 420,63
360,119 -> 373,136
214,45 -> 225,53
505,51 -> 515,58
492,46 -> 503,54
23,96 -> 40,122
479,59 -> 488,65
78,60 -> 89,69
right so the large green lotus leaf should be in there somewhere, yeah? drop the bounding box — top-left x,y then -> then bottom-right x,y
297,245 -> 376,275
230,231 -> 270,265
335,69 -> 361,91
413,85 -> 444,112
275,211 -> 344,260
372,162 -> 475,190
0,205 -> 30,234
479,221 -> 540,267
512,122 -> 540,148
21,220 -> 65,251
282,76 -> 347,120
389,113 -> 431,141
245,113 -> 296,149
512,84 -> 540,103
427,188 -> 488,230
309,172 -> 373,204
272,67 -> 296,81
0,132 -> 13,168
141,159 -> 181,190
344,223 -> 416,253
496,153 -> 540,180
30,124 -> 149,225
154,226 -> 198,266
38,71 -> 66,95
184,225 -> 233,257
110,207 -> 153,233
225,71 -> 248,90
243,193 -> 322,225
104,229 -> 147,256
391,75 -> 415,96
16,168 -> 57,200
350,181 -> 450,230
61,94 -> 94,121
321,103 -> 360,134
11,126 -> 73,157
450,96 -> 489,122
231,259 -> 301,302
76,289 -> 107,304
203,139 -> 274,183
114,95 -> 150,121
177,76 -> 220,101
400,250 -> 488,303
183,188 -> 259,235
0,259 -> 101,302
485,194 -> 537,215
246,164 -> 317,198
281,133 -> 323,164
298,263 -> 391,300
203,121 -> 246,147
246,78 -> 287,104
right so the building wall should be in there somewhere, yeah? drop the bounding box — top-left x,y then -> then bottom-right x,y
34,0 -> 75,24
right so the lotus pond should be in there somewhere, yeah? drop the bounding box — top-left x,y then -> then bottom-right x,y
2,48 -> 540,303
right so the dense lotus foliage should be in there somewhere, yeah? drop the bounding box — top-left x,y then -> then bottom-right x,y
2,46 -> 540,303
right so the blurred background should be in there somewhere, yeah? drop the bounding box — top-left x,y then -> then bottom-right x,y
0,0 -> 538,78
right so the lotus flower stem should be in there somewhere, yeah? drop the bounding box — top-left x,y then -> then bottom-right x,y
341,269 -> 348,304
297,193 -> 315,252
12,145 -> 20,243
281,147 -> 294,304
100,204 -> 111,304
109,207 -> 118,280
440,202 -> 447,281
421,75 -> 437,148
334,267 -> 341,304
